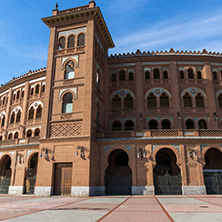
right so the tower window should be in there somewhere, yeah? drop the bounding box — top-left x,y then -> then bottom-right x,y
68,35 -> 75,48
153,69 -> 160,79
145,71 -> 150,79
163,71 -> 168,79
197,71 -> 202,79
62,93 -> 73,113
188,68 -> 194,79
180,70 -> 184,79
58,37 -> 65,50
64,61 -> 75,79
77,33 -> 85,46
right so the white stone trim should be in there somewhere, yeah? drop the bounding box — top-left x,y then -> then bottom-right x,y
132,186 -> 155,195
29,77 -> 46,84
34,186 -> 52,196
0,90 -> 9,97
71,186 -> 90,196
8,186 -> 24,195
182,186 -> 206,195
12,83 -> 25,90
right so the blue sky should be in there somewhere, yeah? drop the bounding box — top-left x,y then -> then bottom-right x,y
1,0 -> 222,84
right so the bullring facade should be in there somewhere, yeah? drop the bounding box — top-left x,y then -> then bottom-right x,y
0,1 -> 222,196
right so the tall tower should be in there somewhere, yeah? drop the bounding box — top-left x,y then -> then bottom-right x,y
35,1 -> 114,196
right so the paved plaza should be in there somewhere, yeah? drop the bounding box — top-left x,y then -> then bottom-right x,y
0,195 -> 222,221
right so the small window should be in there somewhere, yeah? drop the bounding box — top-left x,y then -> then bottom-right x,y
77,33 -> 85,46
218,94 -> 222,108
16,110 -> 21,123
163,71 -> 168,79
13,94 -> 16,100
27,130 -> 32,138
68,35 -> 75,48
112,121 -> 121,131
124,120 -> 134,131
111,73 -> 117,82
62,93 -> 73,113
198,119 -> 207,129
153,69 -> 160,79
112,95 -> 121,110
124,94 -> 133,109
8,133 -> 13,140
183,93 -> 192,107
28,107 -> 35,120
58,37 -> 65,50
119,70 -> 125,81
10,112 -> 15,124
129,72 -> 134,80
196,93 -> 204,108
21,90 -> 24,98
2,97 -> 5,105
35,84 -> 40,94
30,88 -> 34,95
16,90 -> 20,99
188,68 -> 194,79
34,128 -> 40,137
147,93 -> 157,108
145,71 -> 150,79
0,136 -> 2,141
180,70 -> 184,79
148,120 -> 158,129
213,71 -> 218,80
14,132 -> 19,139
36,105 -> 42,118
197,71 -> 202,79
161,119 -> 171,129
1,116 -> 5,127
185,119 -> 194,129
160,93 -> 169,107
41,85 -> 45,92
64,61 -> 75,79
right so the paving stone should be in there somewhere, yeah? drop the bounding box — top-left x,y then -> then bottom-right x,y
158,197 -> 210,205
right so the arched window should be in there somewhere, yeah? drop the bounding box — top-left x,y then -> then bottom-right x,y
27,130 -> 32,138
16,90 -> 20,99
112,121 -> 121,131
16,110 -> 21,123
111,73 -> 116,82
35,84 -> 40,94
197,71 -> 202,79
129,72 -> 134,80
160,93 -> 169,107
161,119 -> 171,129
13,94 -> 16,100
36,105 -> 42,118
196,93 -> 204,107
10,112 -> 15,124
145,71 -> 150,79
30,88 -> 34,95
21,90 -> 24,98
148,120 -> 158,129
8,133 -> 13,140
119,70 -> 125,81
163,71 -> 168,79
186,119 -> 194,129
183,93 -> 192,107
147,93 -> 157,108
34,128 -> 40,137
198,119 -> 207,129
213,71 -> 218,80
112,95 -> 121,110
14,132 -> 19,139
188,68 -> 194,79
68,35 -> 75,48
62,93 -> 73,113
77,33 -> 85,46
218,94 -> 222,108
2,97 -> 5,105
58,37 -> 65,50
124,120 -> 134,131
1,116 -> 5,127
41,85 -> 45,92
180,70 -> 184,79
28,107 -> 35,120
153,69 -> 160,79
64,61 -> 75,79
124,94 -> 133,109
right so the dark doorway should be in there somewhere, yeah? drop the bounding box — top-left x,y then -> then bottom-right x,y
204,148 -> 222,194
105,149 -> 132,195
25,153 -> 38,194
0,155 -> 11,194
154,148 -> 182,195
54,163 -> 72,195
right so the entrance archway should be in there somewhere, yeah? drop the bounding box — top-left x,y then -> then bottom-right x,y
105,149 -> 132,195
203,148 -> 222,194
0,155 -> 12,194
154,148 -> 182,195
25,153 -> 38,194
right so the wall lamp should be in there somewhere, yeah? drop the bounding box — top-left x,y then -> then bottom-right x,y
137,148 -> 152,160
177,112 -> 180,120
214,112 -> 218,121
76,146 -> 89,159
16,153 -> 24,164
40,148 -> 54,161
139,113 -> 142,121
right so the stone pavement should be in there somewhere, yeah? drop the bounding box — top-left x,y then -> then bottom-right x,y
0,195 -> 222,221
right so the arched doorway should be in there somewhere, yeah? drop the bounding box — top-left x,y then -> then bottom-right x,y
154,148 -> 182,195
105,149 -> 132,195
25,153 -> 38,194
203,148 -> 222,194
0,155 -> 12,194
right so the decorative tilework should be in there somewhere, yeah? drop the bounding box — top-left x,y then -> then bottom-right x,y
59,88 -> 77,101
104,145 -> 132,154
181,88 -> 207,98
110,118 -> 136,127
59,27 -> 86,37
96,63 -> 102,73
177,62 -> 204,65
27,150 -> 34,158
146,117 -> 173,125
145,88 -> 171,99
0,152 -> 3,157
152,145 -> 179,153
142,62 -> 170,65
200,144 -> 208,152
62,56 -> 79,68
212,68 -> 218,72
109,63 -> 135,68
183,117 -> 209,123
216,90 -> 222,99
110,89 -> 135,100
9,151 -> 14,158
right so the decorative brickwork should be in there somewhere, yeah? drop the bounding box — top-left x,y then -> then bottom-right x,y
50,122 -> 82,137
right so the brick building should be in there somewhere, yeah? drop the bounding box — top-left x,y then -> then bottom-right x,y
0,1 -> 222,196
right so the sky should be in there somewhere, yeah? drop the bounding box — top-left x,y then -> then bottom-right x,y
1,0 -> 222,84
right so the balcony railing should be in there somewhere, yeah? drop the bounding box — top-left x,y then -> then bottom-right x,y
98,129 -> 222,139
0,137 -> 40,147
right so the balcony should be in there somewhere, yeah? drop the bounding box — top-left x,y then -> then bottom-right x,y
0,137 -> 40,147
